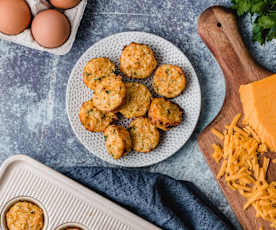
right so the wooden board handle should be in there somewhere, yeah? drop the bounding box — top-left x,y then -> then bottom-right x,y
198,6 -> 271,86
197,6 -> 274,230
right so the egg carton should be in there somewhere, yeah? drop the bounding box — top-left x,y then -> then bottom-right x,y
0,155 -> 161,230
0,0 -> 87,55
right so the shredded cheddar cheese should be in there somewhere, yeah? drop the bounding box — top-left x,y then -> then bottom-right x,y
211,114 -> 276,228
212,144 -> 223,163
211,128 -> 224,140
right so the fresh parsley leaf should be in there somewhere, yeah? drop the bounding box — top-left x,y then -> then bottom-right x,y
232,0 -> 252,16
266,25 -> 276,41
85,72 -> 91,77
251,1 -> 266,14
258,15 -> 275,29
232,0 -> 276,44
253,23 -> 265,44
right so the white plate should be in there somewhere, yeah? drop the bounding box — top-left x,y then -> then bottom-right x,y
66,31 -> 201,167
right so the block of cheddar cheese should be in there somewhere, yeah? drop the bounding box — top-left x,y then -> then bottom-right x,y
239,74 -> 276,152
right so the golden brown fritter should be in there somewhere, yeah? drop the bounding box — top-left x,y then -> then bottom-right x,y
83,57 -> 116,90
80,100 -> 117,132
120,42 -> 157,79
129,117 -> 159,152
104,125 -> 132,159
119,82 -> 152,118
153,64 -> 186,98
148,98 -> 183,131
92,75 -> 126,112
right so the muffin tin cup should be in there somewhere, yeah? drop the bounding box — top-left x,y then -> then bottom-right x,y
0,155 -> 161,230
1,196 -> 49,230
55,222 -> 88,230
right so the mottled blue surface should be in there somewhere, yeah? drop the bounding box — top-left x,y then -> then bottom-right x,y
1,0 -> 276,229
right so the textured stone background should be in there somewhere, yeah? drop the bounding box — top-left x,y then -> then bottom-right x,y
1,0 -> 276,229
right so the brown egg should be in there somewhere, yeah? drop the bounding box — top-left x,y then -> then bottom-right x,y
31,9 -> 71,49
0,0 -> 31,35
49,0 -> 81,9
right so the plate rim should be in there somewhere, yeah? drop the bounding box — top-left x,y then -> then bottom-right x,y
66,31 -> 202,167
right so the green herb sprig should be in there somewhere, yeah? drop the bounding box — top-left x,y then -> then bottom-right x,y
232,0 -> 276,44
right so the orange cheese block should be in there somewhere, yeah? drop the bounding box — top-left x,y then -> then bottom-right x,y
239,74 -> 276,152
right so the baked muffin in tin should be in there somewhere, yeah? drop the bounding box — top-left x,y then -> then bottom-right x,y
5,201 -> 44,230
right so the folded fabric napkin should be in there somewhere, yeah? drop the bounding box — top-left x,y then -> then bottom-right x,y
59,167 -> 234,230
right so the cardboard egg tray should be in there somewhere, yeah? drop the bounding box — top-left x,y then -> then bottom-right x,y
0,155 -> 161,230
0,0 -> 87,55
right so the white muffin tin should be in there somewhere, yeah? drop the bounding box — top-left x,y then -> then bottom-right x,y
0,0 -> 87,55
0,155 -> 161,230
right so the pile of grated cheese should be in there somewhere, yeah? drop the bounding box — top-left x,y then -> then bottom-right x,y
211,114 -> 276,228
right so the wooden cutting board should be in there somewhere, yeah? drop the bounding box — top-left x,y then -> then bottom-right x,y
197,6 -> 276,230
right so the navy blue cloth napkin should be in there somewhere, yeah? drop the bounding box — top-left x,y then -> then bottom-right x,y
59,167 -> 234,230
